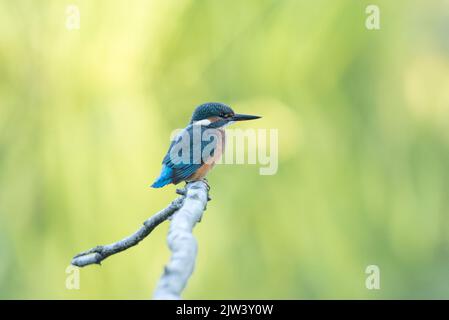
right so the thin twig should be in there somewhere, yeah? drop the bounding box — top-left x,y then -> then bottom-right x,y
71,196 -> 185,267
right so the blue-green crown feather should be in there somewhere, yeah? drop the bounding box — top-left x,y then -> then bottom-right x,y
190,102 -> 234,123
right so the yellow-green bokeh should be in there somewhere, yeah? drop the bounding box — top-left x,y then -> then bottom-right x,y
1,0 -> 449,299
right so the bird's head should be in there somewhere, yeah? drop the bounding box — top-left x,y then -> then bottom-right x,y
190,102 -> 261,127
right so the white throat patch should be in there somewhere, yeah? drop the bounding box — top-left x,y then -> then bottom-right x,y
193,119 -> 212,126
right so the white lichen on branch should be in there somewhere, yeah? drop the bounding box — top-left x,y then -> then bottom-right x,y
153,180 -> 209,299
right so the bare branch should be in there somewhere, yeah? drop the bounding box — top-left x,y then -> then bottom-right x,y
153,180 -> 209,300
71,196 -> 184,267
70,180 -> 209,300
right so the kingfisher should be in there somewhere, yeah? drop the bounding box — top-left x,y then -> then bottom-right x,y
151,102 -> 261,188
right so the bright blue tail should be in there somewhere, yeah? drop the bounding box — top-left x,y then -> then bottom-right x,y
151,165 -> 173,188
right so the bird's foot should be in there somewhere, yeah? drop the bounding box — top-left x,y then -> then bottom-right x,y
182,179 -> 211,205
199,178 -> 212,201
201,178 -> 211,191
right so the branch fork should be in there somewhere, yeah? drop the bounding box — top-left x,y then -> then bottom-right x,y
71,180 -> 210,299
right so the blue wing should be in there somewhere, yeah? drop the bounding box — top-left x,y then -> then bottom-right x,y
151,124 -> 219,188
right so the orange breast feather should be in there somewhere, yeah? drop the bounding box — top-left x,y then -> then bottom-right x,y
187,129 -> 225,181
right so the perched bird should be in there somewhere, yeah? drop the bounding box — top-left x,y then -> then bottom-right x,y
151,102 -> 261,188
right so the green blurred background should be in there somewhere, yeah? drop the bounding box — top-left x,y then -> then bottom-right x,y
1,0 -> 449,299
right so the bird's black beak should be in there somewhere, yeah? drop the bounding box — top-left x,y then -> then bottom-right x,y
231,113 -> 261,121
